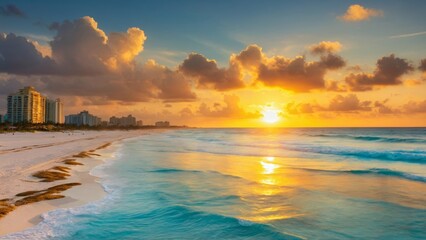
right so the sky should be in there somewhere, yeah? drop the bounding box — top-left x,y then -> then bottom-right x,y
0,0 -> 425,127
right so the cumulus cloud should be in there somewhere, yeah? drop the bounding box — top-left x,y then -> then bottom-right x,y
1,17 -> 146,75
309,41 -> 342,55
49,16 -> 146,75
198,95 -> 259,118
286,102 -> 318,114
0,4 -> 25,17
233,44 -> 264,70
258,55 -> 345,92
179,53 -> 244,91
339,4 -> 383,22
328,94 -> 371,111
374,100 -> 399,114
344,54 -> 413,91
0,16 -> 196,103
419,59 -> 426,72
286,94 -> 371,114
232,44 -> 346,92
0,33 -> 56,74
402,100 -> 426,113
38,60 -> 196,102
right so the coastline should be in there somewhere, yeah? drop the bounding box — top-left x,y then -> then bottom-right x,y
0,130 -> 148,236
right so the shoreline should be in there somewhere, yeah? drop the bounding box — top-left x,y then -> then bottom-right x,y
0,130 -> 149,236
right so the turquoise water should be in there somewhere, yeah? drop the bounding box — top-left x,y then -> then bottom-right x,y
4,128 -> 426,239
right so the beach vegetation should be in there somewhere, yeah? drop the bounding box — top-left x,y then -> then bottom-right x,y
63,159 -> 84,165
33,170 -> 70,182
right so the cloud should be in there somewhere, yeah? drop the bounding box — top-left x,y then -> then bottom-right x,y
286,102 -> 317,114
419,59 -> 426,72
374,100 -> 399,114
198,95 -> 259,118
0,17 -> 146,76
344,54 -> 413,91
339,4 -> 383,22
0,33 -> 56,74
390,31 -> 426,39
328,94 -> 371,111
0,17 -> 196,103
0,4 -> 25,17
147,62 -> 196,102
233,44 -> 264,70
179,53 -> 244,91
309,41 -> 342,55
231,44 -> 346,92
49,16 -> 146,75
38,60 -> 196,103
257,54 -> 345,92
402,100 -> 426,113
286,94 -> 371,114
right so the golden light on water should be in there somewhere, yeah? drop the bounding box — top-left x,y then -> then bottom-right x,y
260,161 -> 280,174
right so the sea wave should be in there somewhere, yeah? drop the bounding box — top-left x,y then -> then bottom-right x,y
137,205 -> 302,240
148,168 -> 244,180
177,143 -> 426,164
283,145 -> 426,163
300,167 -> 426,183
309,134 -> 426,143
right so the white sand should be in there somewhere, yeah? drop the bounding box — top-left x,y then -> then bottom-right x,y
0,130 -> 146,236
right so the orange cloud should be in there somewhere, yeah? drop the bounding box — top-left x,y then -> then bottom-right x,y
402,100 -> 426,113
419,59 -> 426,72
198,95 -> 260,118
231,44 -> 345,92
50,16 -> 146,74
179,53 -> 244,91
339,4 -> 383,22
309,41 -> 342,54
286,94 -> 372,114
344,54 -> 413,91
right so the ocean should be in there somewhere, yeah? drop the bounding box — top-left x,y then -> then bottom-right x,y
4,128 -> 426,239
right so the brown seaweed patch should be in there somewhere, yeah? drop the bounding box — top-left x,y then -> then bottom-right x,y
96,143 -> 111,150
72,151 -> 92,158
47,183 -> 81,192
14,192 -> 64,206
0,200 -> 15,218
16,190 -> 43,197
63,159 -> 83,165
33,170 -> 70,182
51,166 -> 71,172
14,182 -> 81,206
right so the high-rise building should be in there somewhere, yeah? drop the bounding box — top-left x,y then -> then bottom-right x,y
65,110 -> 101,126
7,86 -> 46,124
155,121 -> 170,127
109,115 -> 137,126
45,98 -> 64,124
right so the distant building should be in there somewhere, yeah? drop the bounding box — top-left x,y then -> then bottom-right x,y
7,86 -> 46,124
65,111 -> 101,126
45,98 -> 64,124
136,120 -> 143,126
109,115 -> 137,126
155,121 -> 170,127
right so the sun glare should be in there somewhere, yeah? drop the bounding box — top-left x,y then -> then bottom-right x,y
261,107 -> 280,123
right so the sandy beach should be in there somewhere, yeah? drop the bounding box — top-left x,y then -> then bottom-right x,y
0,130 -> 145,236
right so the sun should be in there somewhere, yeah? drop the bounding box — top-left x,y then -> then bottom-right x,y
261,107 -> 280,123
